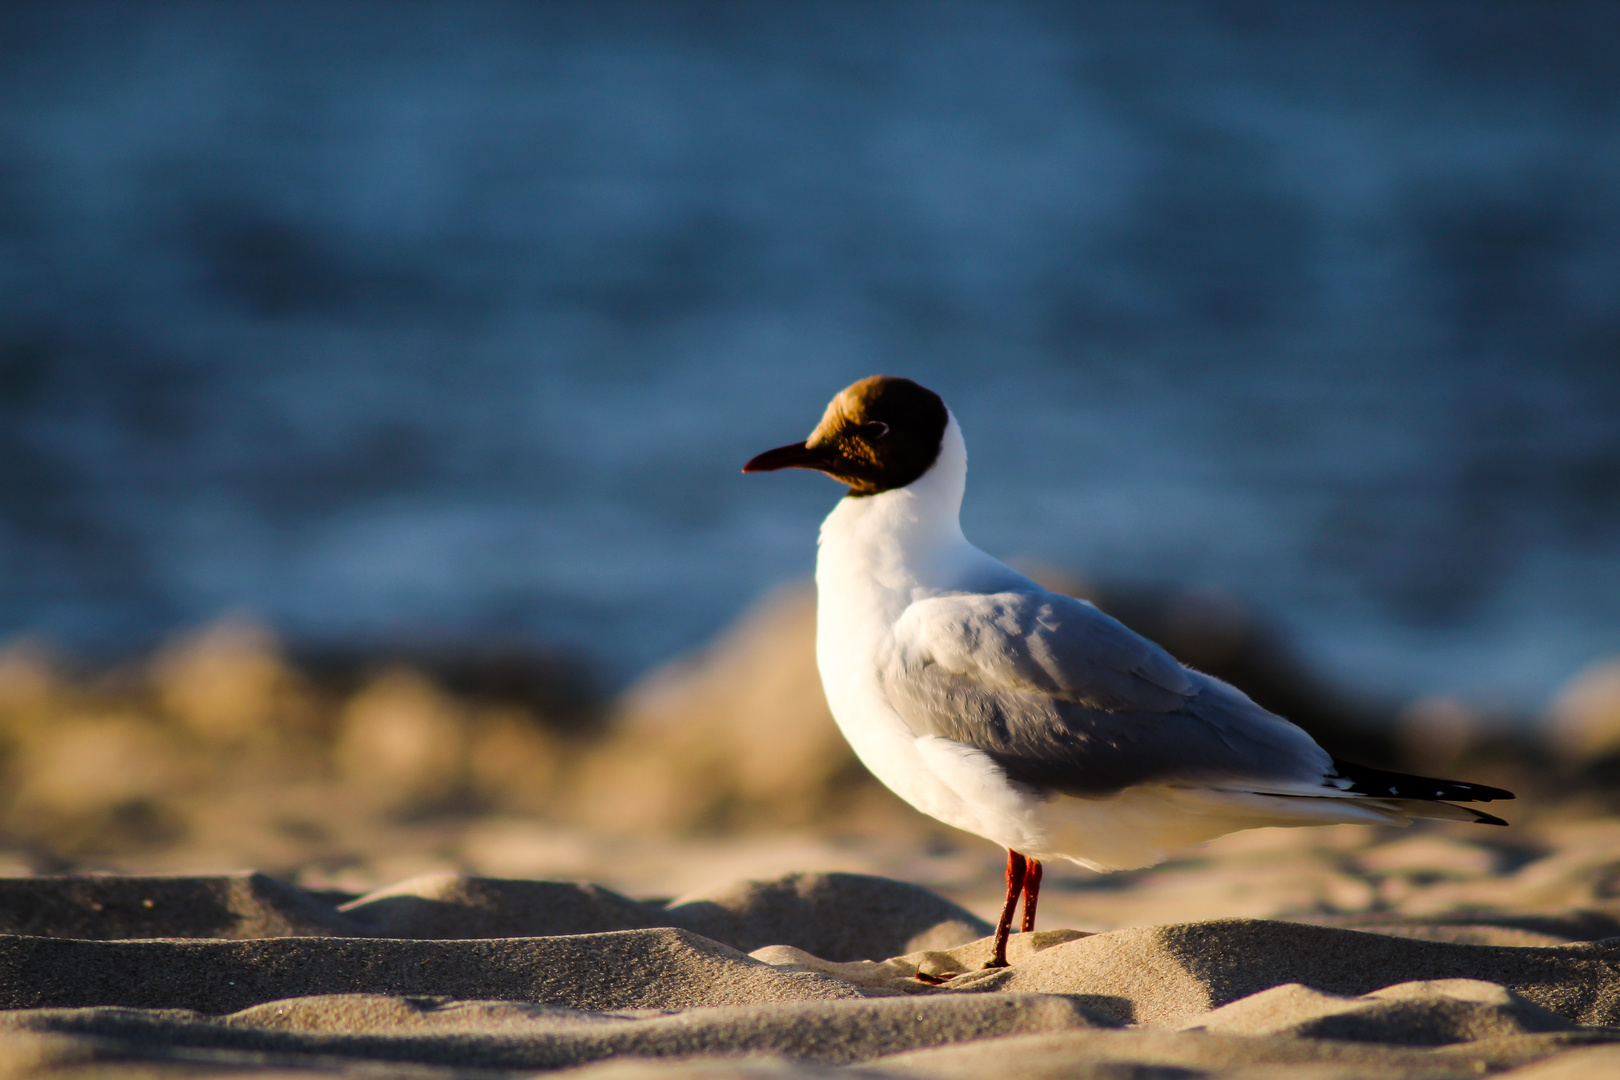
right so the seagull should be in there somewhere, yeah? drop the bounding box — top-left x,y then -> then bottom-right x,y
744,376 -> 1513,970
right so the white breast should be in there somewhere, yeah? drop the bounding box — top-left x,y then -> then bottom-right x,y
812,414 -> 1049,852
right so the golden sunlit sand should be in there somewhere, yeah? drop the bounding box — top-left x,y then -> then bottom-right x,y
4,593 -> 1620,1078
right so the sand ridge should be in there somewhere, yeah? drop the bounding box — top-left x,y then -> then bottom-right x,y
0,870 -> 990,958
2,994 -> 1106,1071
3,870 -> 1620,1077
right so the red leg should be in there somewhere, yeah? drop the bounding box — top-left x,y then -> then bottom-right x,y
1020,858 -> 1043,934
985,849 -> 1027,968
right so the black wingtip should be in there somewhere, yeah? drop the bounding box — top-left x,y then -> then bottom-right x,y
1465,806 -> 1510,826
1329,758 -> 1515,804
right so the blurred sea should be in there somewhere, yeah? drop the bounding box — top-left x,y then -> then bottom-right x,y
1,1 -> 1618,707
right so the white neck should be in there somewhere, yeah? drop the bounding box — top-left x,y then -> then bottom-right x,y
816,411 -> 972,597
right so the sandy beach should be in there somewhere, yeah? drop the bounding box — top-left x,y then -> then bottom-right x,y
4,594 -> 1620,1078
5,860 -> 1620,1078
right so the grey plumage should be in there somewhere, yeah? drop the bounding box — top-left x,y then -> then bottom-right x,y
881,575 -> 1333,797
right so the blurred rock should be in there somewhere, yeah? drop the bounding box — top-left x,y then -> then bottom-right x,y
4,714 -> 193,852
1545,658 -> 1620,763
1396,697 -> 1479,772
570,585 -> 861,833
0,641 -> 60,720
333,668 -> 469,808
1353,834 -> 1505,880
293,641 -> 603,736
151,617 -> 316,745
464,706 -> 564,813
0,616 -> 588,863
0,642 -> 63,767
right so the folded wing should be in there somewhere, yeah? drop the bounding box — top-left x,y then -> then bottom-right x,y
884,587 -> 1333,796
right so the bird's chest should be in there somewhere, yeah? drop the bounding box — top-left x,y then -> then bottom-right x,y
813,575 -> 905,738
812,552 -> 943,805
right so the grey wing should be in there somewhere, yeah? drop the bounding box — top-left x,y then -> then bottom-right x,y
883,589 -> 1331,796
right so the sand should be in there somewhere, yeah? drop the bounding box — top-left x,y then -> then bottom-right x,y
2,869 -> 1620,1078
0,870 -> 989,958
6,600 -> 1620,1077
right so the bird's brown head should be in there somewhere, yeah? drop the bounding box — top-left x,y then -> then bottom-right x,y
743,376 -> 949,496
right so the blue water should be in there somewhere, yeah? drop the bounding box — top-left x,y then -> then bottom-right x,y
2,2 -> 1619,705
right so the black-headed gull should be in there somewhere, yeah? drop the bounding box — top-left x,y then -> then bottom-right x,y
744,376 -> 1512,969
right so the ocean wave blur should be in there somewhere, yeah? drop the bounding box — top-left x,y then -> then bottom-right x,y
0,2 -> 1617,708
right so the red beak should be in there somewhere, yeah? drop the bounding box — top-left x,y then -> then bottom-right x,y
742,441 -> 838,473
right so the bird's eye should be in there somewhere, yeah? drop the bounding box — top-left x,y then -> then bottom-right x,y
862,421 -> 890,439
